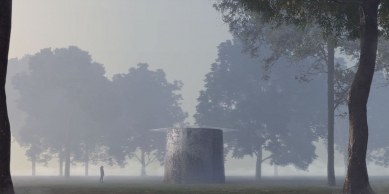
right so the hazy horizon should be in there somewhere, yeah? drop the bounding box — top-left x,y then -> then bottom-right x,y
7,0 -> 389,179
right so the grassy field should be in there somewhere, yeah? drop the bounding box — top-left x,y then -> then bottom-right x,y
12,176 -> 389,194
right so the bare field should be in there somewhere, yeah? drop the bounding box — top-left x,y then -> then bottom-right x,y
11,176 -> 389,194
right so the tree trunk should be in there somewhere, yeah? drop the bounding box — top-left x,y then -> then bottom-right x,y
32,156 -> 36,177
85,147 -> 89,176
255,148 -> 262,181
0,1 -> 14,193
327,43 -> 336,186
140,150 -> 147,176
59,150 -> 63,176
343,1 -> 380,193
64,128 -> 71,178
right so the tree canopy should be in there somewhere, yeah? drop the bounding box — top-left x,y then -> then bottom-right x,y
214,0 -> 386,193
215,0 -> 389,41
12,46 -> 114,177
107,63 -> 188,176
195,38 -> 327,180
213,1 -> 363,185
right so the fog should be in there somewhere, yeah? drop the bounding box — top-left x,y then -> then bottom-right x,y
5,0 -> 389,193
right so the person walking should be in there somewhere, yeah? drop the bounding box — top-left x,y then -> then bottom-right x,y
99,166 -> 104,183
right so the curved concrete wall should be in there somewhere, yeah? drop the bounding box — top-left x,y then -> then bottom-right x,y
163,128 -> 225,184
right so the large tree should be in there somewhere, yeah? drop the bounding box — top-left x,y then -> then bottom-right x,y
0,0 -> 14,193
195,39 -> 327,181
108,63 -> 188,176
214,1 -> 387,192
212,5 -> 355,185
13,46 -> 113,178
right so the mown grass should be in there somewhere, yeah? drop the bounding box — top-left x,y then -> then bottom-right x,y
12,176 -> 389,194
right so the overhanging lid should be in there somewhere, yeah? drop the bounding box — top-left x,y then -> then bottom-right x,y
149,125 -> 239,132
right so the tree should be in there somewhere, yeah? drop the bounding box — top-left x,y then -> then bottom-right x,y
108,63 -> 188,176
17,116 -> 52,176
0,0 -> 14,193
13,46 -> 113,178
195,39 -> 327,181
214,1 -> 387,192
212,4 -> 355,185
261,28 -> 355,186
7,56 -> 52,177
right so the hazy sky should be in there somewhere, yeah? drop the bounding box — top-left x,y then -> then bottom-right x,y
11,0 -> 233,121
8,0 -> 388,177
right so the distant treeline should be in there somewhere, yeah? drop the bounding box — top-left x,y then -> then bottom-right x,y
8,40 -> 389,180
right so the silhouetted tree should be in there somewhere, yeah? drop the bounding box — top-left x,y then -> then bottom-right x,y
213,1 -> 388,191
7,56 -> 49,177
108,63 -> 188,176
195,39 -> 327,181
0,0 -> 14,193
213,2 -> 368,185
13,46 -> 113,178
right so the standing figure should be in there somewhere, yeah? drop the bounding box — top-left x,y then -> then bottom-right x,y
99,166 -> 104,183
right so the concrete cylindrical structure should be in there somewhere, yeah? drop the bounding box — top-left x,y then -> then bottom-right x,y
163,128 -> 225,184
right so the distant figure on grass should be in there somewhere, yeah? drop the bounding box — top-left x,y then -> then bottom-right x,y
99,166 -> 104,183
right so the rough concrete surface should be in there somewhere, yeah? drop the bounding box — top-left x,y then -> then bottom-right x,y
164,128 -> 225,184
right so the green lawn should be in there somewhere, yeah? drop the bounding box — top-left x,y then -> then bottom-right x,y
12,176 -> 389,194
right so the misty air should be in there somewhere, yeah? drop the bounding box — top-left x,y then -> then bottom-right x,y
0,0 -> 389,194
